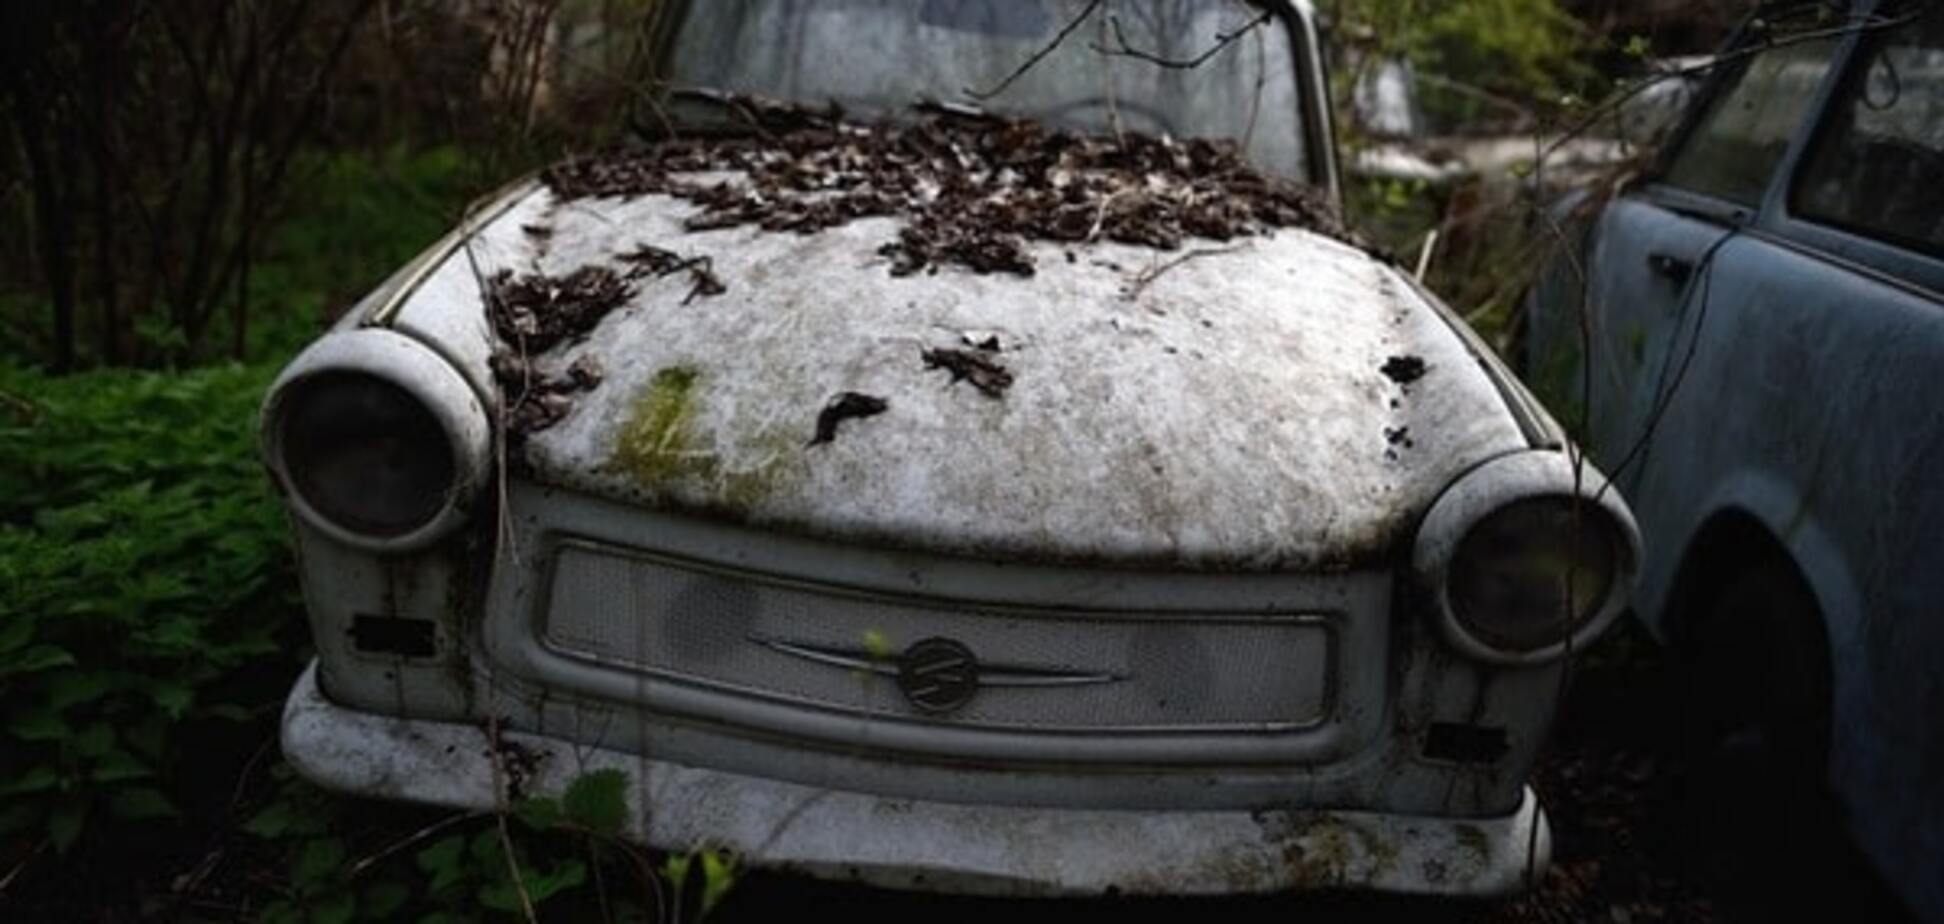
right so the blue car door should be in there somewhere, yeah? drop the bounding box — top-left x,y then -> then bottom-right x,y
1523,29 -> 1846,620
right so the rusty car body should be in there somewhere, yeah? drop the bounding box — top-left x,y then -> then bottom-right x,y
264,0 -> 1638,898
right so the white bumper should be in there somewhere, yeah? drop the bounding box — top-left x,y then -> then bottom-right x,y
282,663 -> 1549,897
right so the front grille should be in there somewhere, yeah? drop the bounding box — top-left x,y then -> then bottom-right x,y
540,540 -> 1335,733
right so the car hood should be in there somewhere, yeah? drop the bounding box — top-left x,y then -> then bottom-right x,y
383,183 -> 1529,571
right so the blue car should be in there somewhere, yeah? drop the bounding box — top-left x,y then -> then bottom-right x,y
1523,2 -> 1944,919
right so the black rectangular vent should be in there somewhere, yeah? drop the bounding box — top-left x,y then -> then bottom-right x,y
349,615 -> 437,659
1423,722 -> 1510,764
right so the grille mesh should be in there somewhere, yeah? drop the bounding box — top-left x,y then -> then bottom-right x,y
542,542 -> 1333,731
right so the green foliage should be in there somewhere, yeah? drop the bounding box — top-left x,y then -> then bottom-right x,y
0,360 -> 298,855
1415,0 -> 1591,102
1329,0 -> 1603,141
237,767 -> 721,923
240,146 -> 496,362
559,768 -> 630,836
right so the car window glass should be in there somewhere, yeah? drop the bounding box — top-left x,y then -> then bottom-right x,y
1796,9 -> 1944,255
1662,37 -> 1839,206
667,0 -> 1311,180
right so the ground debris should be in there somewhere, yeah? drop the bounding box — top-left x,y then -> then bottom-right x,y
493,351 -> 606,439
485,265 -> 635,442
808,392 -> 889,447
542,96 -> 1370,278
487,265 -> 634,355
1381,354 -> 1428,385
922,347 -> 1014,398
618,243 -> 727,304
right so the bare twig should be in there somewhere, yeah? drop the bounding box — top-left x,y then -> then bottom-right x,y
1123,244 -> 1250,301
1534,7 -> 1928,173
966,0 -> 1104,100
485,715 -> 540,924
346,811 -> 491,879
1091,9 -> 1273,69
0,840 -> 48,895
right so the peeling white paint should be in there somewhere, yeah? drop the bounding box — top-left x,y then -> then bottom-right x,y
384,182 -> 1526,569
284,663 -> 1551,897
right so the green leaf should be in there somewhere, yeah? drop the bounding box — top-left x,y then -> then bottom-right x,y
561,769 -> 629,835
478,858 -> 585,913
0,765 -> 60,796
89,749 -> 154,784
466,830 -> 503,868
416,833 -> 468,894
149,681 -> 195,719
526,858 -> 587,904
362,881 -> 410,918
308,894 -> 356,924
47,671 -> 118,710
512,796 -> 562,831
245,801 -> 297,839
72,722 -> 116,758
109,786 -> 179,820
49,799 -> 89,852
293,838 -> 347,890
0,614 -> 34,654
0,644 -> 76,676
9,707 -> 68,742
260,899 -> 302,924
699,849 -> 739,917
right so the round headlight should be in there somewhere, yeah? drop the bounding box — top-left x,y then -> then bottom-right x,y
1448,498 -> 1620,652
277,371 -> 457,538
1413,451 -> 1640,665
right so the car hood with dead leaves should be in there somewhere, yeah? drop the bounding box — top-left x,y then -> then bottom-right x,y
381,181 -> 1534,572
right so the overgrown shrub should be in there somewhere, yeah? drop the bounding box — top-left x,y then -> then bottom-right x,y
0,361 -> 300,859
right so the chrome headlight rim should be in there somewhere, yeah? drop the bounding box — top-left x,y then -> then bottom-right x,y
1413,451 -> 1641,666
262,329 -> 492,552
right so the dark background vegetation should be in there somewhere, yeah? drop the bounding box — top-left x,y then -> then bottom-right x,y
0,1 -> 1753,920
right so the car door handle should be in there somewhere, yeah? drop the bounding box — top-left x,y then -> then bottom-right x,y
1646,252 -> 1694,286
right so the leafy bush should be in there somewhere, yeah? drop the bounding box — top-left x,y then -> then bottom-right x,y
0,360 -> 301,855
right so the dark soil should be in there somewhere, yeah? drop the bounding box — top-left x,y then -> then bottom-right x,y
543,99 -> 1368,279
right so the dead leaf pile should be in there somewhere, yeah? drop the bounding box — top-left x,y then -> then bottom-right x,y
487,265 -> 634,355
544,100 -> 1366,278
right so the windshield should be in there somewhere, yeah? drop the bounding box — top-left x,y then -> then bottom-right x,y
664,0 -> 1314,180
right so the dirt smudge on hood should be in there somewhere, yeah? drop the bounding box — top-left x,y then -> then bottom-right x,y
1381,354 -> 1429,385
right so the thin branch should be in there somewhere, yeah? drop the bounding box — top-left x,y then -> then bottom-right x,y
484,715 -> 540,924
1536,7 -> 1928,172
965,0 -> 1104,100
346,811 -> 491,879
1123,244 -> 1250,301
1090,9 -> 1272,69
0,840 -> 47,895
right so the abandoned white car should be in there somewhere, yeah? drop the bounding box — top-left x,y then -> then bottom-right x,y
264,0 -> 1638,898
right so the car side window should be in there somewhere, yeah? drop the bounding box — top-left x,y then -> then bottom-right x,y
1661,37 -> 1840,207
1795,9 -> 1944,256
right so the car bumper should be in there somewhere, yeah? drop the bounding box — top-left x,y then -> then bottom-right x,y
282,662 -> 1550,897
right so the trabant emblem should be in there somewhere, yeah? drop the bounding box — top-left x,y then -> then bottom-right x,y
896,637 -> 980,715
